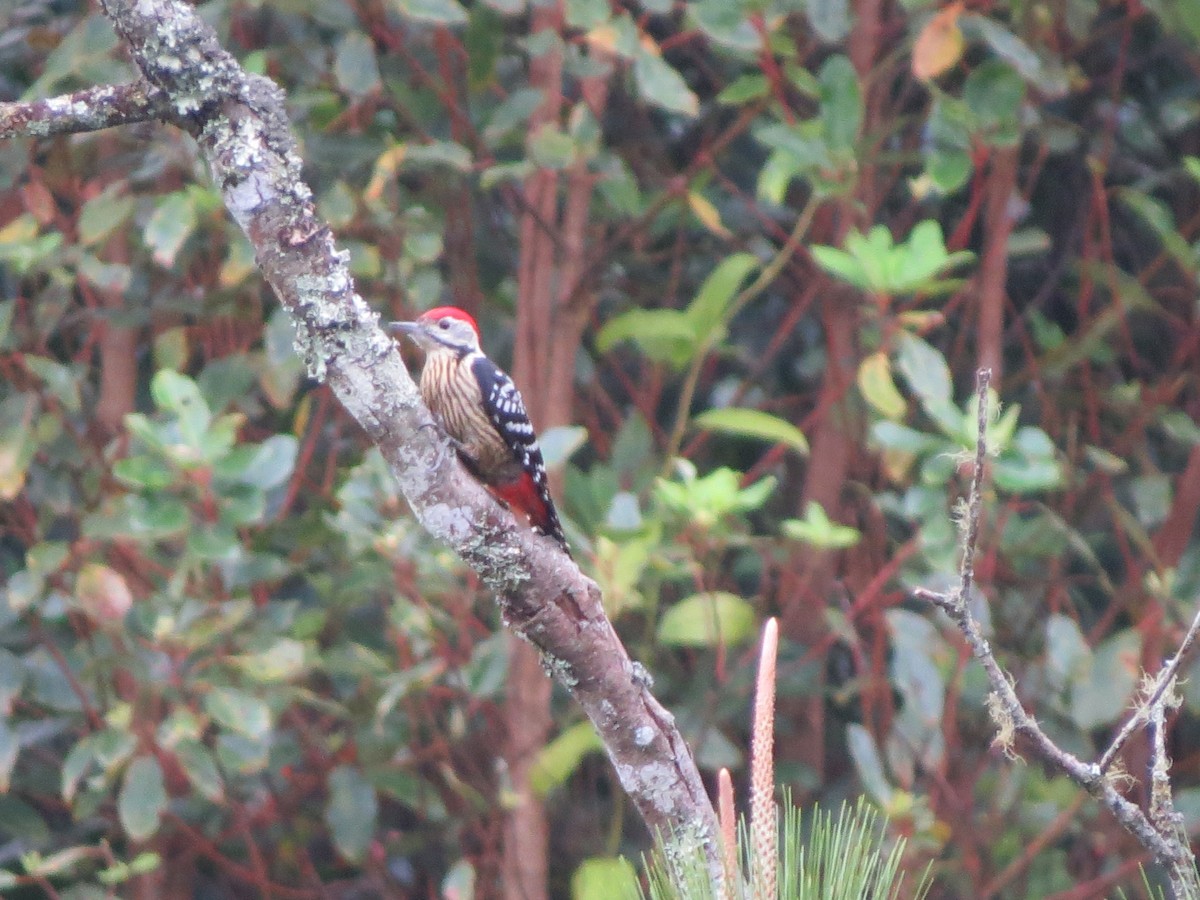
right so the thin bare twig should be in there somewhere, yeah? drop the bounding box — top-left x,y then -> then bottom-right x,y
1097,604 -> 1200,774
913,368 -> 1199,894
958,368 -> 992,601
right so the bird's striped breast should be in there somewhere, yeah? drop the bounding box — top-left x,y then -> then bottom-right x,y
420,352 -> 519,480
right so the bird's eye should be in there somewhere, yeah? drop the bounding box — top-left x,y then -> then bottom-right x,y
438,318 -> 450,329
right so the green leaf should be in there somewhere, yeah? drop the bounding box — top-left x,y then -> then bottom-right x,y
810,243 -> 870,291
0,796 -> 48,844
818,55 -> 862,152
0,649 -> 25,715
0,409 -> 35,501
895,333 -> 953,408
403,141 -> 473,171
808,0 -> 852,44
595,309 -> 699,369
692,407 -> 809,455
565,0 -> 609,30
1117,188 -> 1196,273
925,147 -> 973,194
118,756 -> 167,842
655,465 -> 775,524
258,309 -> 305,408
846,723 -> 893,805
484,88 -> 545,144
1045,614 -> 1089,694
960,15 -> 1065,94
717,74 -> 769,105
889,220 -> 958,290
1160,410 -> 1200,445
174,740 -> 224,802
79,189 -> 134,247
6,569 -> 42,614
442,861 -> 476,898
858,352 -> 907,420
150,369 -> 212,448
591,536 -> 650,617
235,435 -> 297,491
25,845 -> 93,878
25,648 -> 85,711
1069,629 -> 1142,729
215,733 -> 269,775
0,719 -> 18,792
152,329 -> 188,374
605,492 -> 643,531
993,427 -> 1063,493
374,661 -> 445,722
963,60 -> 1025,145
688,0 -> 758,50
571,857 -> 639,900
98,852 -> 162,886
686,252 -> 758,339
24,356 -> 82,412
78,255 -> 129,292
633,49 -> 699,117
986,395 -> 1021,451
144,192 -> 197,267
540,426 -> 588,468
121,494 -> 190,538
658,591 -> 756,648
530,721 -> 604,797
113,455 -> 176,490
325,765 -> 379,863
0,298 -> 14,347
232,639 -> 309,682
92,727 -> 138,772
204,688 -> 272,741
28,14 -> 119,95
390,0 -> 468,24
528,124 -> 579,170
0,217 -> 62,274
782,502 -> 862,550
334,32 -> 382,97
814,221 -> 972,295
965,16 -> 1048,85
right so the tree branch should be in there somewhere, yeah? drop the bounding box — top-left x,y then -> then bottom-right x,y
0,81 -> 171,140
1097,606 -> 1200,776
2,0 -> 720,876
914,369 -> 1199,896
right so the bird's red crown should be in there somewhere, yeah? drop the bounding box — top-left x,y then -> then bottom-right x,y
419,306 -> 479,339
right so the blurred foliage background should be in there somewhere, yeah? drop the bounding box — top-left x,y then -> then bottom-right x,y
2,0 -> 1200,896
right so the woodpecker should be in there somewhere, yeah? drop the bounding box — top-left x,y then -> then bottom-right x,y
389,306 -> 571,556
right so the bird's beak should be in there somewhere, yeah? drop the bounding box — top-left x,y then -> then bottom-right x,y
387,321 -> 420,339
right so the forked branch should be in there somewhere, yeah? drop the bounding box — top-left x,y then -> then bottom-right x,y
914,370 -> 1200,897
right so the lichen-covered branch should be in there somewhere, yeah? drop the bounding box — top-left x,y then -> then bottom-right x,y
2,0 -> 720,878
0,81 -> 172,140
1098,604 -> 1200,777
914,370 -> 1199,896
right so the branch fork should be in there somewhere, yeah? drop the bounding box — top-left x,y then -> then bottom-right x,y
915,369 -> 1200,897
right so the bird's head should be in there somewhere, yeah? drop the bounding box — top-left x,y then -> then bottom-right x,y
389,306 -> 481,356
